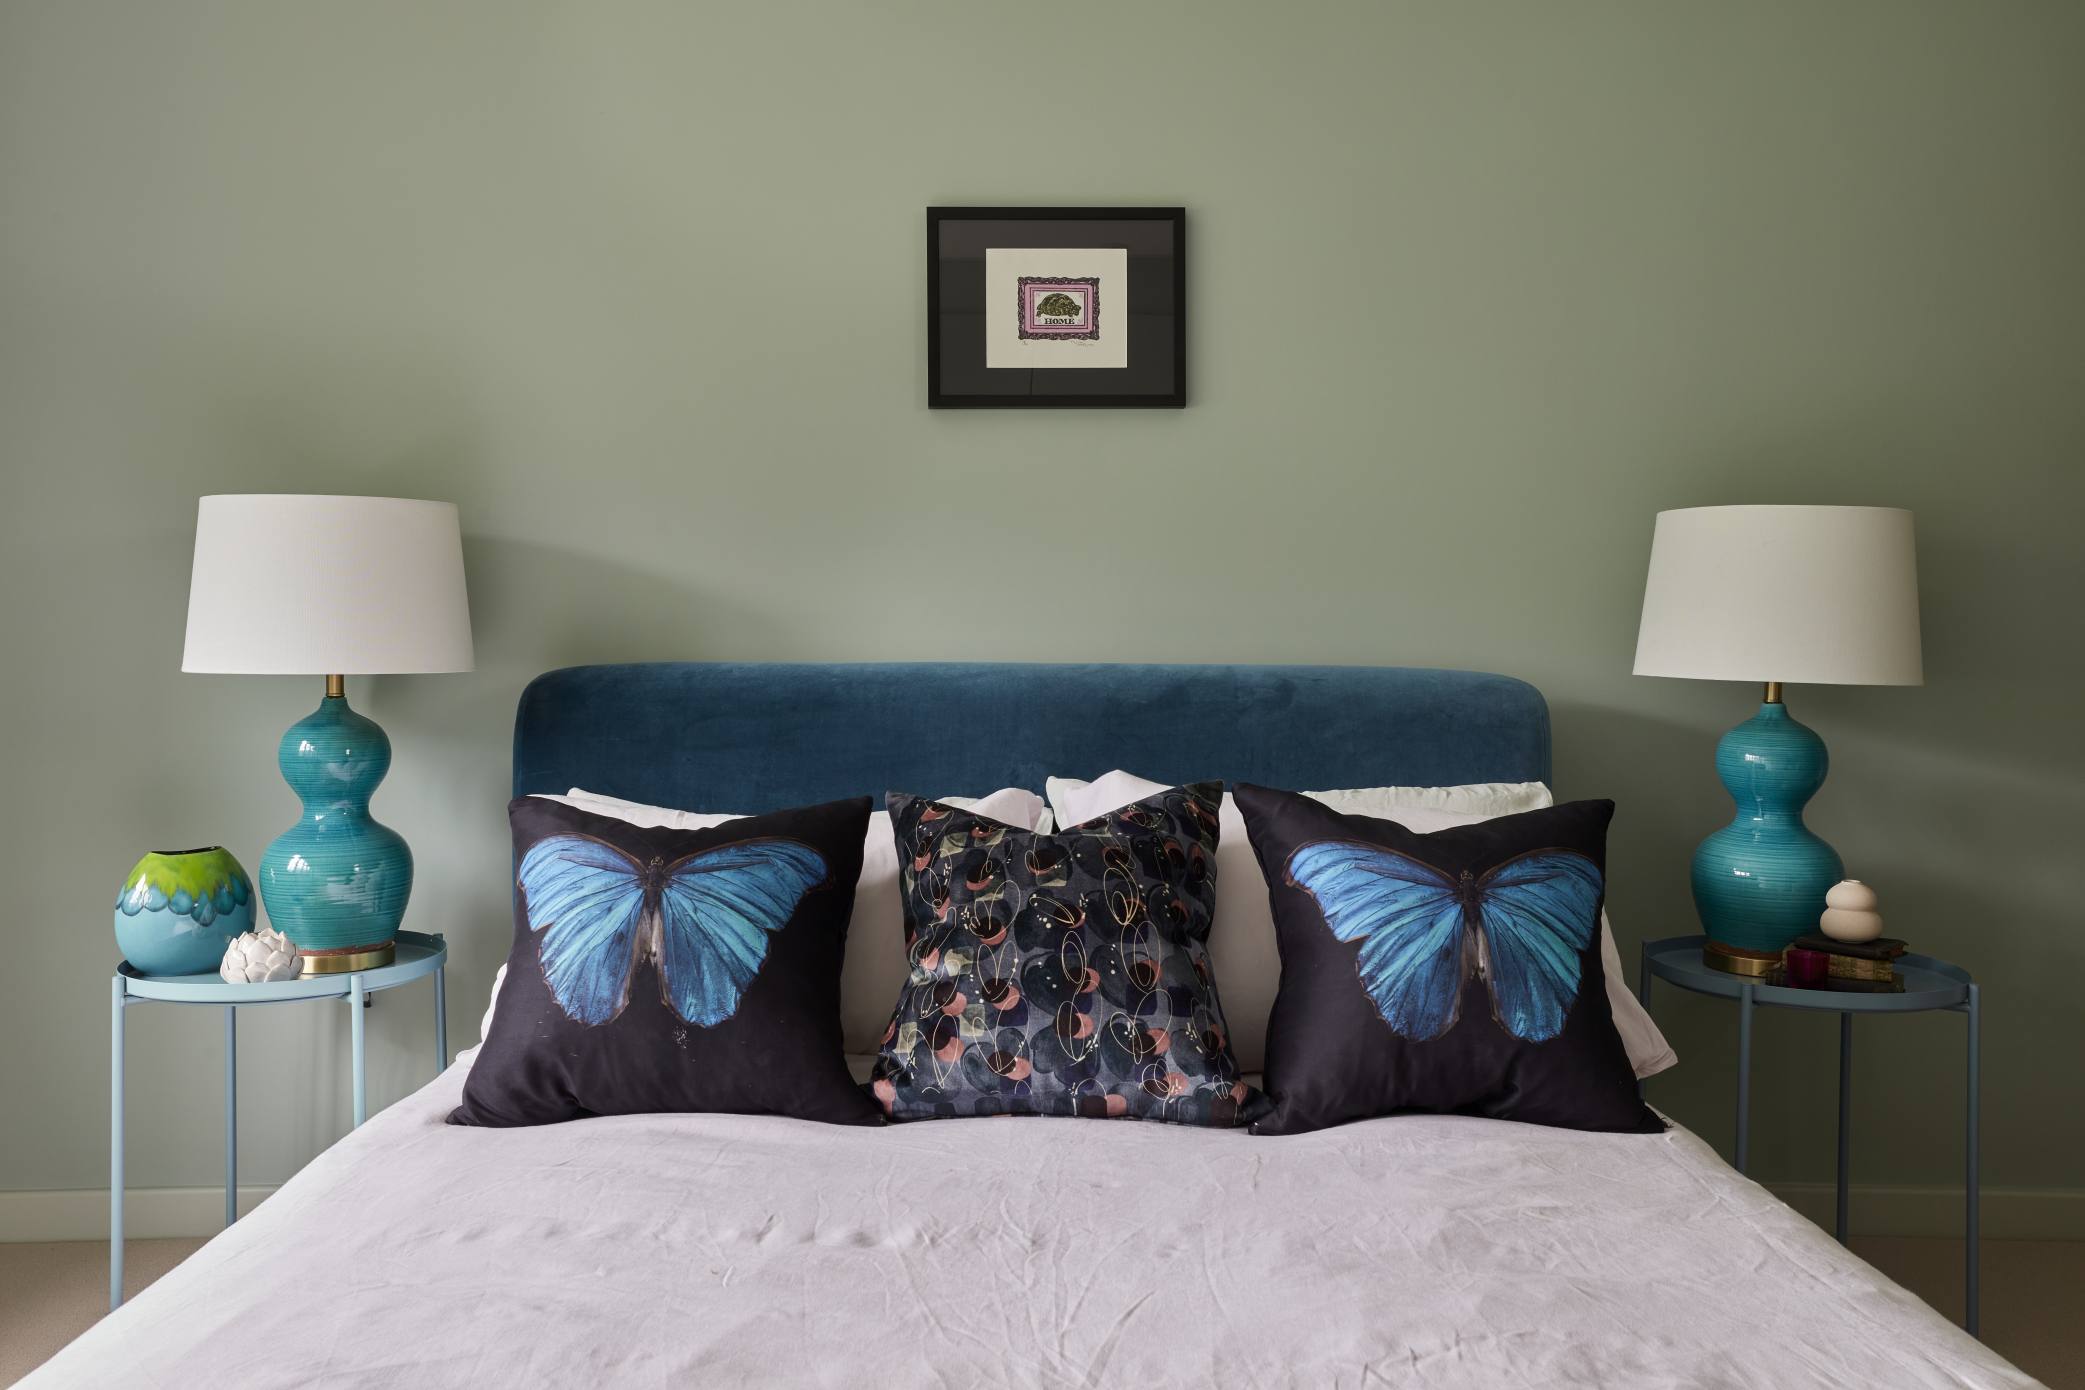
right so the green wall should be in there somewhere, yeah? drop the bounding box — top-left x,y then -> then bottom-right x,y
3,2 -> 2081,1220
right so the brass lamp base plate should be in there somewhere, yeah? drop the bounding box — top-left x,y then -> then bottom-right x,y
299,943 -> 397,975
1702,940 -> 1782,978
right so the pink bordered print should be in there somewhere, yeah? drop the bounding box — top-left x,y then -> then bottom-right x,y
1016,276 -> 1102,341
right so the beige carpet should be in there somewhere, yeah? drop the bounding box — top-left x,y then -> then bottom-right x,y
3,1237 -> 204,1386
2,1236 -> 2078,1386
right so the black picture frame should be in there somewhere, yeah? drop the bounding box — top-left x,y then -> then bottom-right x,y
927,206 -> 1186,409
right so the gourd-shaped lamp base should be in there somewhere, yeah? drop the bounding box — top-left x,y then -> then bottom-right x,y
258,679 -> 413,973
1692,694 -> 1843,973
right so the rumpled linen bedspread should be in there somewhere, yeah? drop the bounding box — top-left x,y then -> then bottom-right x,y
25,1052 -> 2035,1389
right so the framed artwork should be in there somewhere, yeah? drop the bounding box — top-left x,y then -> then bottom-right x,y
927,206 -> 1185,408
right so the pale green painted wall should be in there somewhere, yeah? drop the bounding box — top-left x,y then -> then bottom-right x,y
3,2 -> 2081,1209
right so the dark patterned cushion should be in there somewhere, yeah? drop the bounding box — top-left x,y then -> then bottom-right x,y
869,783 -> 1262,1126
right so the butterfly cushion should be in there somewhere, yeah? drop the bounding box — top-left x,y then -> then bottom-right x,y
451,795 -> 881,1128
867,783 -> 1263,1126
1234,784 -> 1661,1136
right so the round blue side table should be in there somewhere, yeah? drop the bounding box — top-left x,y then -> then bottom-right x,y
108,929 -> 448,1311
1639,934 -> 1979,1336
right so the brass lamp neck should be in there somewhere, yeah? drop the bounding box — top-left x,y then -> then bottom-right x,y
325,673 -> 345,699
1763,681 -> 1783,705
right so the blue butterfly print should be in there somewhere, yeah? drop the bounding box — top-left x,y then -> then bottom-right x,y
1284,841 -> 1603,1043
516,834 -> 828,1028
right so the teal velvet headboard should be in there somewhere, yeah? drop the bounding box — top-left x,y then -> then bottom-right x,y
511,662 -> 1550,810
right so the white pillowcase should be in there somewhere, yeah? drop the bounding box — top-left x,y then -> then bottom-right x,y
1046,772 -> 1676,1080
1052,770 -> 1555,828
502,786 -> 1049,1053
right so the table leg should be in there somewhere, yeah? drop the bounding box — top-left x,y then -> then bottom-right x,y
1735,984 -> 1754,1175
435,963 -> 448,1073
1836,1011 -> 1851,1244
224,1006 -> 237,1229
109,978 -> 125,1312
1967,983 -> 1981,1337
351,974 -> 368,1129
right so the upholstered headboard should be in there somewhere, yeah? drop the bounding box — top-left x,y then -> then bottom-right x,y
512,662 -> 1550,807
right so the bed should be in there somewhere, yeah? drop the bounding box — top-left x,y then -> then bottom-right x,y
28,662 -> 2035,1389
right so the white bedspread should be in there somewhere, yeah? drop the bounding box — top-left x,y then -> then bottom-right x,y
28,1053 -> 2034,1389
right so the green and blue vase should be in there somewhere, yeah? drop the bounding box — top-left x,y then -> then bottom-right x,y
114,846 -> 254,976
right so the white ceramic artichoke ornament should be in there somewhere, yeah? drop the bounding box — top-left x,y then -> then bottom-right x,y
220,925 -> 302,983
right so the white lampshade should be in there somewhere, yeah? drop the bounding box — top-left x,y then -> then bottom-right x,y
1633,505 -> 1922,686
182,495 -> 474,675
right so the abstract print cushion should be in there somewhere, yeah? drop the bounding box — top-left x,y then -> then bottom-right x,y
1235,784 -> 1660,1136
868,783 -> 1261,1126
451,795 -> 881,1127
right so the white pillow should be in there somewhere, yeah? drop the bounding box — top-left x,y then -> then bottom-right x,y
502,786 -> 1049,1053
1051,769 -> 1553,828
1046,772 -> 1675,1080
478,964 -> 505,1047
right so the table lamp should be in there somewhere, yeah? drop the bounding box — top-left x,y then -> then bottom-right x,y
181,495 -> 473,973
1633,505 -> 1921,975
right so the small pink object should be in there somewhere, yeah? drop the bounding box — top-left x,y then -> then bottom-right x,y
1784,948 -> 1829,989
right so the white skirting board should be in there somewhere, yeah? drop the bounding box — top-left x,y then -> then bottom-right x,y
0,1186 -> 278,1242
1,1182 -> 2080,1243
1769,1183 -> 2085,1240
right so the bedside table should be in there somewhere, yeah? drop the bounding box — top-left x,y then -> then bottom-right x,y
108,929 -> 449,1310
1639,934 -> 1980,1335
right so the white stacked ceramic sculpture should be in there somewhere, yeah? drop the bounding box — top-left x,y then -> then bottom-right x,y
1818,880 -> 1884,944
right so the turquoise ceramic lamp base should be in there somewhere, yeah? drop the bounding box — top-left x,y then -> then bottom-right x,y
1692,687 -> 1844,975
259,676 -> 413,974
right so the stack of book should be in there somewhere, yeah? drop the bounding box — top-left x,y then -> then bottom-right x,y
1791,933 -> 1907,992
